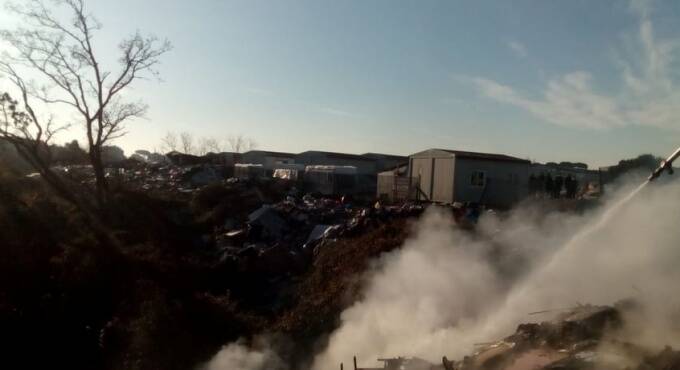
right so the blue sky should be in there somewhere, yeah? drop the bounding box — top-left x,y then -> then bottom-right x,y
2,0 -> 680,167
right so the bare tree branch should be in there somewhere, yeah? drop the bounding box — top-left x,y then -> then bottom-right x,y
197,136 -> 220,156
160,131 -> 178,153
0,90 -> 76,205
1,0 -> 172,204
227,134 -> 257,153
179,131 -> 194,155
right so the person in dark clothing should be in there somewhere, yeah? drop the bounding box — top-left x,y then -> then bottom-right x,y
566,176 -> 579,198
571,178 -> 579,198
554,175 -> 564,199
563,176 -> 572,198
545,174 -> 554,198
529,174 -> 538,195
566,176 -> 573,198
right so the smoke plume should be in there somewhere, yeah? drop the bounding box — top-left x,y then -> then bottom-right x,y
202,337 -> 288,370
205,177 -> 680,370
312,178 -> 680,369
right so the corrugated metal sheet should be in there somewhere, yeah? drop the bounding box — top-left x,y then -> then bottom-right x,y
432,157 -> 454,203
410,157 -> 434,200
454,158 -> 529,207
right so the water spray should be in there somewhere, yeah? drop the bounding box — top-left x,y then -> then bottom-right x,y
648,147 -> 680,182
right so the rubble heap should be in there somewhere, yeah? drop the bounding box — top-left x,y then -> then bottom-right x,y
450,302 -> 680,370
213,193 -> 424,278
350,302 -> 680,370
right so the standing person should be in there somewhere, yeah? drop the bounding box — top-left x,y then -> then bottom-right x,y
564,176 -> 573,199
573,178 -> 580,198
545,174 -> 554,199
568,176 -> 579,199
554,175 -> 564,199
529,174 -> 538,195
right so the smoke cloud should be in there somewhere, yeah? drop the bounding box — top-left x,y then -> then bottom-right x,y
202,337 -> 288,370
205,177 -> 680,370
312,178 -> 680,369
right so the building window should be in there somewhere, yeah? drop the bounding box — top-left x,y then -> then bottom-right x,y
470,171 -> 486,187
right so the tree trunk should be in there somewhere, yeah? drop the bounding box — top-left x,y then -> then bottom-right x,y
89,146 -> 109,206
15,146 -> 120,252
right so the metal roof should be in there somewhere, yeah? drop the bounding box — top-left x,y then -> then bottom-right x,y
361,152 -> 408,161
297,150 -> 377,162
305,165 -> 358,174
242,150 -> 296,157
411,148 -> 530,163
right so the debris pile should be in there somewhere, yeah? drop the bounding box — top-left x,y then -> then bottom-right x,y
346,302 -> 680,370
443,302 -> 680,370
351,356 -> 436,370
35,161 -> 234,195
114,163 -> 234,194
214,194 -> 424,276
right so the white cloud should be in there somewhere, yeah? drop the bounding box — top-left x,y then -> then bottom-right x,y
507,40 -> 528,58
474,73 -> 626,130
475,0 -> 680,132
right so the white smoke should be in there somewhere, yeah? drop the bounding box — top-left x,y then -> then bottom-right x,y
202,338 -> 287,370
478,179 -> 680,342
312,178 -> 680,369
312,210 -> 504,369
204,177 -> 680,370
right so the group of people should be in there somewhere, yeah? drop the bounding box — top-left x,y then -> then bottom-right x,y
529,173 -> 580,199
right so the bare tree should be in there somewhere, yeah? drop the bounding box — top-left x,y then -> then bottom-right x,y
160,131 -> 178,153
179,131 -> 194,155
0,89 -> 75,202
1,0 -> 171,204
227,134 -> 257,153
197,136 -> 220,155
1,90 -> 122,249
165,130 -> 257,155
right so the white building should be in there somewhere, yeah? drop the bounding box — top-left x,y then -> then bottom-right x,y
408,149 -> 530,208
